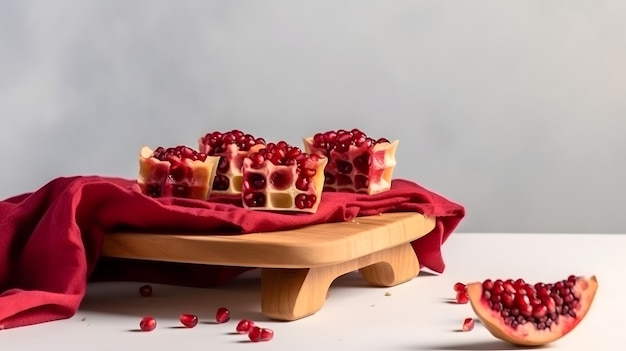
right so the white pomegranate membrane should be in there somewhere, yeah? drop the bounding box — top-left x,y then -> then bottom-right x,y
241,141 -> 327,213
198,130 -> 266,196
137,145 -> 219,200
303,128 -> 398,195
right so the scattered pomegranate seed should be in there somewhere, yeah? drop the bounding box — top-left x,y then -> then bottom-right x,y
216,307 -> 231,324
139,284 -> 152,297
139,316 -> 157,331
179,313 -> 198,328
456,291 -> 469,304
248,326 -> 274,342
235,319 -> 255,334
453,282 -> 466,292
260,328 -> 274,341
462,318 -> 475,331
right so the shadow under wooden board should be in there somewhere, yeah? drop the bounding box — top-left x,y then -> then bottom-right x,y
101,212 -> 436,321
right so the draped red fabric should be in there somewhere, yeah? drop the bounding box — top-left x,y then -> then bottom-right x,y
0,176 -> 464,329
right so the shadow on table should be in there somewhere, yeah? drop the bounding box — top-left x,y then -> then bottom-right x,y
81,268 -> 431,322
409,340 -> 553,350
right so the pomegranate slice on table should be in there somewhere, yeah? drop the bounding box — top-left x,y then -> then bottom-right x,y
137,145 -> 219,200
198,129 -> 266,196
241,141 -> 328,213
467,275 -> 598,346
303,128 -> 398,195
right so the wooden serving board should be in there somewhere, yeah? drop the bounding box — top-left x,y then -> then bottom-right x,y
102,212 -> 436,321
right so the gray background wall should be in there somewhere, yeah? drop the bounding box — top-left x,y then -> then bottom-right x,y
1,0 -> 624,234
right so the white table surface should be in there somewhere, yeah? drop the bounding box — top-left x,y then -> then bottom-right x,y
2,232 -> 623,350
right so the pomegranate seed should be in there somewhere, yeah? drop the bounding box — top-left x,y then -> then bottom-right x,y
139,316 -> 157,331
248,326 -> 274,342
462,318 -> 475,332
215,307 -> 231,324
479,275 -> 589,330
260,328 -> 274,341
270,169 -> 292,190
139,284 -> 152,297
236,319 -> 255,334
453,282 -> 466,292
179,314 -> 198,328
456,291 -> 469,304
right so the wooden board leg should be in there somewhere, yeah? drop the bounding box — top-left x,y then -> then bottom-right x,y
260,243 -> 420,321
359,242 -> 420,287
261,267 -> 335,321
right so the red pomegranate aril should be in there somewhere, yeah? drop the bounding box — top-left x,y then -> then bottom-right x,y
260,328 -> 274,341
353,153 -> 371,174
243,192 -> 266,207
454,282 -> 467,292
236,319 -> 255,334
139,316 -> 157,331
216,307 -> 231,324
139,284 -> 152,297
336,174 -> 352,186
179,314 -> 198,328
248,326 -> 274,342
456,291 -> 469,304
242,140 -> 326,213
354,174 -> 370,189
467,275 -> 599,347
533,304 -> 548,319
483,279 -> 494,290
336,160 -> 353,174
295,175 -> 310,191
501,292 -> 515,307
245,173 -> 266,190
462,318 -> 475,332
270,169 -> 292,190
213,174 -> 230,191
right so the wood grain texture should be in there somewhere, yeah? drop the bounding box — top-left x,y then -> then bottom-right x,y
261,242 -> 420,320
102,212 -> 436,268
102,212 -> 436,320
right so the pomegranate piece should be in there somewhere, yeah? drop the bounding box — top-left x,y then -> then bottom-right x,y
235,319 -> 255,334
241,141 -> 328,213
198,130 -> 266,196
137,145 -> 220,200
215,307 -> 231,324
179,313 -> 198,328
303,128 -> 398,194
139,284 -> 152,297
462,318 -> 475,331
467,275 -> 598,346
454,282 -> 467,293
139,316 -> 157,331
248,326 -> 274,342
456,291 -> 469,304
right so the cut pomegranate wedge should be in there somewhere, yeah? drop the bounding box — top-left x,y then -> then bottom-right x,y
467,275 -> 598,346
137,145 -> 220,200
241,141 -> 328,213
303,128 -> 398,194
198,130 -> 266,196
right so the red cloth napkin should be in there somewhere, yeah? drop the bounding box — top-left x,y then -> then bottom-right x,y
0,176 -> 464,329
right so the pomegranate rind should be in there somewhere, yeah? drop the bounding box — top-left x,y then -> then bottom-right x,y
137,146 -> 220,200
302,136 -> 398,195
467,275 -> 598,347
241,155 -> 328,213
